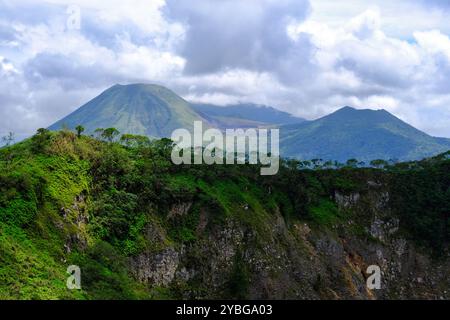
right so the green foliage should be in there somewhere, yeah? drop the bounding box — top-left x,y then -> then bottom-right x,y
346,158 -> 359,168
75,125 -> 85,138
42,156 -> 90,207
309,199 -> 339,226
120,134 -> 150,148
167,200 -> 202,243
31,128 -> 52,153
70,241 -> 148,299
370,159 -> 389,169
226,251 -> 250,299
0,198 -> 37,227
332,175 -> 360,193
0,129 -> 449,300
91,189 -> 138,240
389,161 -> 450,251
0,171 -> 38,227
101,128 -> 120,143
0,223 -> 85,300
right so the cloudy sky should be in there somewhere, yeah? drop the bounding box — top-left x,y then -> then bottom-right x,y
1,0 -> 450,139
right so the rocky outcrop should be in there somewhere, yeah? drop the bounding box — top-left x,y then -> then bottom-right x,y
126,183 -> 449,300
57,193 -> 89,253
335,191 -> 360,208
167,202 -> 193,219
131,248 -> 180,286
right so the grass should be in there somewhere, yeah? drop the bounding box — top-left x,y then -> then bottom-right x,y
0,223 -> 86,300
309,199 -> 340,227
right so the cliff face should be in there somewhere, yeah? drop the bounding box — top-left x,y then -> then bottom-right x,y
129,183 -> 449,299
0,131 -> 449,299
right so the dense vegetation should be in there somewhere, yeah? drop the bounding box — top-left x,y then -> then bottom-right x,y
0,128 -> 449,299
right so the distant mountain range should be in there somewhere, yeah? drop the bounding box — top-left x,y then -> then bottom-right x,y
49,83 -> 450,162
49,84 -> 304,135
191,103 -> 305,129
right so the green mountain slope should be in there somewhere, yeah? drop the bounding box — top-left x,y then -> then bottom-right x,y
280,106 -> 450,162
49,84 -> 210,138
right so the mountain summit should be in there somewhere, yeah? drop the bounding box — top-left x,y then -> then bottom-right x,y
280,106 -> 450,162
49,83 -> 209,138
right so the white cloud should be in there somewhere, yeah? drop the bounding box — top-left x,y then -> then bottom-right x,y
165,0 -> 313,84
0,0 -> 450,139
309,0 -> 450,39
414,30 -> 450,60
0,56 -> 18,75
346,7 -> 382,40
279,8 -> 450,136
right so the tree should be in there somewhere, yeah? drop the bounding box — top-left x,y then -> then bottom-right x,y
75,125 -> 85,138
101,128 -> 120,143
285,158 -> 300,171
299,160 -> 311,169
311,158 -> 323,169
370,159 -> 388,169
1,132 -> 15,147
120,134 -> 150,148
94,128 -> 104,139
334,161 -> 344,169
1,132 -> 15,166
323,160 -> 334,169
346,158 -> 359,168
31,128 -> 51,153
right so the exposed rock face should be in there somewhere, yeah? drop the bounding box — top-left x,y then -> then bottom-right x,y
369,217 -> 399,242
58,193 -> 89,253
131,248 -> 180,286
167,202 -> 192,219
127,188 -> 449,300
335,191 -> 360,208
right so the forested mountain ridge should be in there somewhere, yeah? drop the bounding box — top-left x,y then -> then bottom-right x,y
191,102 -> 305,129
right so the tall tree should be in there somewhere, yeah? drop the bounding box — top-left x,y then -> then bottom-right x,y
1,132 -> 15,147
101,128 -> 120,143
75,125 -> 85,138
120,134 -> 150,148
31,128 -> 51,153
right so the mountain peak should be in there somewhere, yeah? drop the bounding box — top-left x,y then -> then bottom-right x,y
327,106 -> 399,123
339,106 -> 357,111
112,82 -> 160,88
109,83 -> 172,92
281,105 -> 450,162
335,106 -> 389,114
49,83 -> 207,137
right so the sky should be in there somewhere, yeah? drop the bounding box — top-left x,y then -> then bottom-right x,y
1,0 -> 450,139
